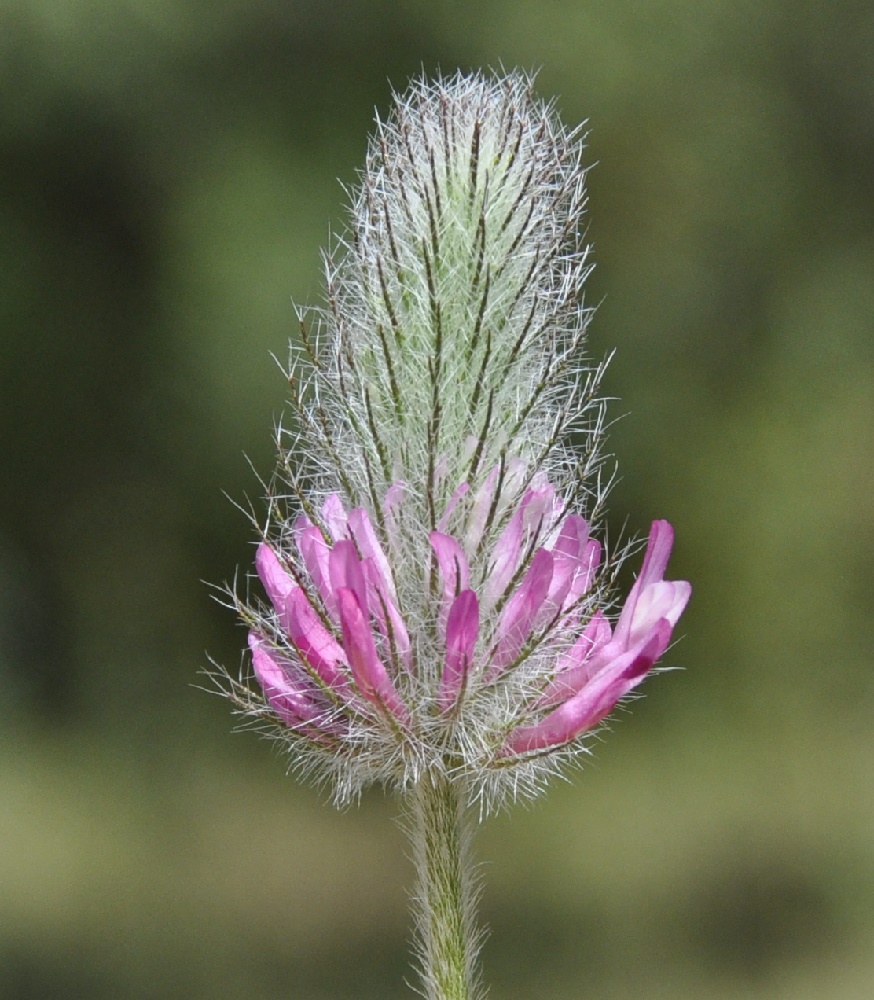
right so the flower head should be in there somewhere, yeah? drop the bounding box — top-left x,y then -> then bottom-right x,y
220,71 -> 690,809
245,475 -> 689,804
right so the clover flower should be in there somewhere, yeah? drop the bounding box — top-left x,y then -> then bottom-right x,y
216,69 -> 690,1000
246,477 -> 689,803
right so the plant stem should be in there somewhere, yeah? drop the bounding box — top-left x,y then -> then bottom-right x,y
408,770 -> 482,1000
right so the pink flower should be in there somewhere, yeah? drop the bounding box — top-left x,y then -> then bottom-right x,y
249,481 -> 689,761
503,520 -> 691,754
252,515 -> 410,728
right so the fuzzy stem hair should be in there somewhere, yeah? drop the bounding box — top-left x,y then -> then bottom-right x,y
407,771 -> 484,1000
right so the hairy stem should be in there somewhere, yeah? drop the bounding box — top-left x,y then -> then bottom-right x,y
408,771 -> 483,1000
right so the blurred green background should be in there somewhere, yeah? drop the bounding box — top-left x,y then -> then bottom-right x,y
2,1 -> 872,997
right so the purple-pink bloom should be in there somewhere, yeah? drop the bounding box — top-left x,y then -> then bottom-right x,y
253,513 -> 409,727
503,520 -> 691,754
249,484 -> 689,759
441,589 -> 479,711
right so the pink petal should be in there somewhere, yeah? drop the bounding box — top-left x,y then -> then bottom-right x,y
348,507 -> 398,602
565,539 -> 602,607
362,556 -> 413,672
491,547 -> 554,670
255,544 -> 295,612
576,603 -> 677,689
336,588 -> 409,723
284,587 -> 349,691
541,553 -> 578,621
321,493 -> 349,541
465,465 -> 500,552
614,520 -> 675,646
630,580 -> 691,641
539,531 -> 595,628
539,611 -> 613,706
348,510 -> 411,666
638,519 -> 675,585
295,521 -> 335,614
615,521 -> 674,645
541,560 -> 689,712
542,514 -> 589,622
331,536 -> 413,678
248,633 -> 322,728
429,531 -> 471,609
516,483 -> 563,543
552,514 -> 590,559
503,620 -> 672,754
483,507 -> 524,607
329,540 -> 369,616
439,589 -> 479,711
483,485 -> 560,608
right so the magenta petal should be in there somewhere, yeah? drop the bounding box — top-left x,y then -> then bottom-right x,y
541,555 -> 576,621
586,617 -> 673,689
321,493 -> 349,541
348,507 -> 398,601
539,611 -> 613,706
552,514 -> 590,559
638,519 -> 675,585
284,587 -> 349,691
578,608 -> 676,689
248,633 -> 321,728
440,589 -> 479,711
336,588 -> 409,723
329,540 -> 369,615
466,465 -> 500,551
330,535 -> 412,677
561,611 -> 613,668
614,520 -> 675,646
295,522 -> 335,614
491,547 -> 554,670
362,557 -> 413,671
629,580 -> 691,644
483,508 -> 524,608
255,544 -> 295,611
429,531 -> 471,608
504,621 -> 671,754
542,542 -> 599,623
540,514 -> 591,616
559,539 -> 600,611
521,484 -> 560,533
483,485 -> 561,608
